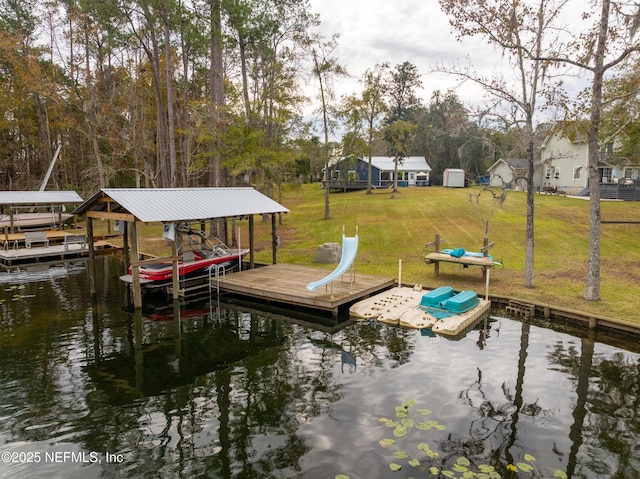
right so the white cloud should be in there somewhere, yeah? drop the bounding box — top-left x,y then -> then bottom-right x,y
307,0 -> 509,108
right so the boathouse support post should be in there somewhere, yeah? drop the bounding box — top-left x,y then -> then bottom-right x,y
122,221 -> 130,271
171,237 -> 179,300
130,221 -> 143,309
249,215 -> 255,269
271,213 -> 278,264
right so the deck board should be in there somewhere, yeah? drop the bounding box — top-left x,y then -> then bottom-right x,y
0,244 -> 89,265
217,264 -> 395,316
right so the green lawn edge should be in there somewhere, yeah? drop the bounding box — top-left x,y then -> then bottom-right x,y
251,184 -> 639,323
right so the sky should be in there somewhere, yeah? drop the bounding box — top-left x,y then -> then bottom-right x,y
307,0 -> 508,110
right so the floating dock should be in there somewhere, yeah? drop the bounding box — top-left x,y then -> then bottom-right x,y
350,286 -> 491,337
216,263 -> 395,318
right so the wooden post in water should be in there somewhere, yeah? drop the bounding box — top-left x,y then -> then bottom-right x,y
87,217 -> 96,296
130,221 -> 143,309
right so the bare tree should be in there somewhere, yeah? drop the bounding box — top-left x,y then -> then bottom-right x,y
439,0 -> 561,289
311,35 -> 347,219
531,0 -> 640,300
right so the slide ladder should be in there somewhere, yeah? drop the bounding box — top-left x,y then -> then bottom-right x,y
306,227 -> 358,296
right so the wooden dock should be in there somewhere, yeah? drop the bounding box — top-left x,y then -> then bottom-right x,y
0,229 -> 117,266
216,263 -> 396,318
0,243 -> 88,265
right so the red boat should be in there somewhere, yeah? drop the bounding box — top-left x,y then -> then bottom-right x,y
120,235 -> 249,287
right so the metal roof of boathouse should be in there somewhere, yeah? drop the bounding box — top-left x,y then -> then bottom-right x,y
0,191 -> 84,206
72,187 -> 289,222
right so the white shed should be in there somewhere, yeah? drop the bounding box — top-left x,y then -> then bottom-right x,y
443,169 -> 465,188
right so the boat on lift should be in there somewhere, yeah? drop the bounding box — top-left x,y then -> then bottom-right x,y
120,230 -> 249,288
0,211 -> 73,230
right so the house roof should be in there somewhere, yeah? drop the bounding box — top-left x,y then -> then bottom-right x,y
488,158 -> 540,172
541,121 -> 590,148
0,191 -> 83,206
369,156 -> 431,172
72,187 -> 289,223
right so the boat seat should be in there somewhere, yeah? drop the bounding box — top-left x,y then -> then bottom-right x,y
182,251 -> 196,262
441,290 -> 479,313
420,286 -> 454,308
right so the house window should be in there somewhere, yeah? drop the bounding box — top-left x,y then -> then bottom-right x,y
554,168 -> 560,179
381,171 -> 391,181
332,170 -> 340,180
348,170 -> 357,182
573,166 -> 582,181
600,167 -> 612,183
545,167 -> 552,179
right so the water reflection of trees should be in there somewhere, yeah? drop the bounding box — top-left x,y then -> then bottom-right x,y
429,323 -> 543,476
0,252 -> 424,478
548,337 -> 640,478
431,319 -> 640,479
3,256 -> 640,478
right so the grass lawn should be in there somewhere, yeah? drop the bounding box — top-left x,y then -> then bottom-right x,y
122,183 -> 640,322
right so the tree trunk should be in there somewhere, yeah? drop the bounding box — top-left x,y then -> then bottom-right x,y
312,50 -> 331,220
393,156 -> 399,192
584,0 -> 609,301
209,0 -> 225,189
163,2 -> 177,188
367,116 -> 374,194
179,11 -> 190,187
238,31 -> 251,122
524,137 -> 535,288
367,154 -> 373,194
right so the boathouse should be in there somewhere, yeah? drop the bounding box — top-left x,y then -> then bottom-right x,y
72,187 -> 290,308
0,190 -> 83,235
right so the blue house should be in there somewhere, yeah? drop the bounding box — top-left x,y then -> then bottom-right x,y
325,156 -> 431,191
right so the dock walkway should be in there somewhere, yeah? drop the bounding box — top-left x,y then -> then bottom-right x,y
0,230 -> 116,266
0,243 -> 89,265
216,263 -> 395,318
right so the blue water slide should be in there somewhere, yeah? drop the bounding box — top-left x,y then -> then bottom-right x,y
306,230 -> 359,292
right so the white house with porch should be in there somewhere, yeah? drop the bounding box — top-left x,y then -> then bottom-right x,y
539,123 -> 640,196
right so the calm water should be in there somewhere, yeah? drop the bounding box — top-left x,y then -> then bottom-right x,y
0,256 -> 639,479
